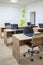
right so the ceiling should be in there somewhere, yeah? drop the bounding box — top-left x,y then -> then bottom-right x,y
0,0 -> 39,5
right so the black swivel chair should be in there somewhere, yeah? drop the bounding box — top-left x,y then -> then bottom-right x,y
23,26 -> 33,57
23,26 -> 42,61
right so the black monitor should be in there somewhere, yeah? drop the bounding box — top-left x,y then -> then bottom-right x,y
5,23 -> 10,26
39,23 -> 43,28
11,24 -> 18,29
27,22 -> 31,26
23,26 -> 34,37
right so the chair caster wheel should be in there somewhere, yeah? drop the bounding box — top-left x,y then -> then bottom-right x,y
31,59 -> 34,61
39,57 -> 42,59
23,54 -> 26,57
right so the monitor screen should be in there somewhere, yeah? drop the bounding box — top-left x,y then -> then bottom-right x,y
23,26 -> 34,34
5,23 -> 10,26
11,24 -> 18,29
27,22 -> 31,25
39,23 -> 43,28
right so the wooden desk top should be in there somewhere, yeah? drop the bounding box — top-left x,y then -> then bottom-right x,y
34,27 -> 43,29
4,29 -> 15,32
13,32 -> 40,41
0,26 -> 5,28
13,34 -> 32,41
4,29 -> 23,32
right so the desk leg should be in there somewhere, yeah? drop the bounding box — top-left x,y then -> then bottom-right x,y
4,31 -> 7,45
39,45 -> 43,51
13,36 -> 20,63
0,28 -> 2,38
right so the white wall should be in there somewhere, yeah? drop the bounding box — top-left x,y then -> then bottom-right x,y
0,0 -> 43,26
25,0 -> 43,25
0,3 -> 24,26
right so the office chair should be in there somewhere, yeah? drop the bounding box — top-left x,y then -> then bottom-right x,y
39,23 -> 43,28
23,26 -> 34,47
30,33 -> 43,61
23,26 -> 33,56
11,24 -> 18,29
39,32 -> 43,51
23,27 -> 42,61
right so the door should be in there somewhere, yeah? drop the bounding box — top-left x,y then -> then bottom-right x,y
30,12 -> 36,25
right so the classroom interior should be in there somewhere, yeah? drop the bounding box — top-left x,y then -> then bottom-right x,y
0,0 -> 43,65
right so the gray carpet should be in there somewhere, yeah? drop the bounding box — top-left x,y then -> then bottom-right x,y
0,38 -> 43,65
20,55 -> 43,65
0,38 -> 19,65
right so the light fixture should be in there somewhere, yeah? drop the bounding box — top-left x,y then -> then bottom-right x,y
11,0 -> 17,2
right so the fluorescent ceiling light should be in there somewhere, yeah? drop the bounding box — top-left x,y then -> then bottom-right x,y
11,0 -> 17,2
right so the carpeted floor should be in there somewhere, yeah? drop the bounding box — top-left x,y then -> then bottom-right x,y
0,38 -> 19,65
0,38 -> 43,65
20,55 -> 43,65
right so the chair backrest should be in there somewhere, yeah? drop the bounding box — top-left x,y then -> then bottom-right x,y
23,26 -> 34,34
11,24 -> 18,29
5,23 -> 10,26
39,23 -> 43,28
32,33 -> 43,46
38,33 -> 43,50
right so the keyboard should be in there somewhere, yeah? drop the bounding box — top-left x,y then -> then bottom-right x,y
25,33 -> 33,37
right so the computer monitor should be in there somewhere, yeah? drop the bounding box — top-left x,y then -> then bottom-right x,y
39,23 -> 43,28
5,23 -> 10,26
23,26 -> 34,37
27,22 -> 31,26
11,24 -> 18,29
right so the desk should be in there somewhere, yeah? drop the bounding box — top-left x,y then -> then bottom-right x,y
13,32 -> 41,63
0,26 -> 6,38
4,29 -> 23,45
38,28 -> 43,32
34,28 -> 43,32
33,26 -> 38,32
